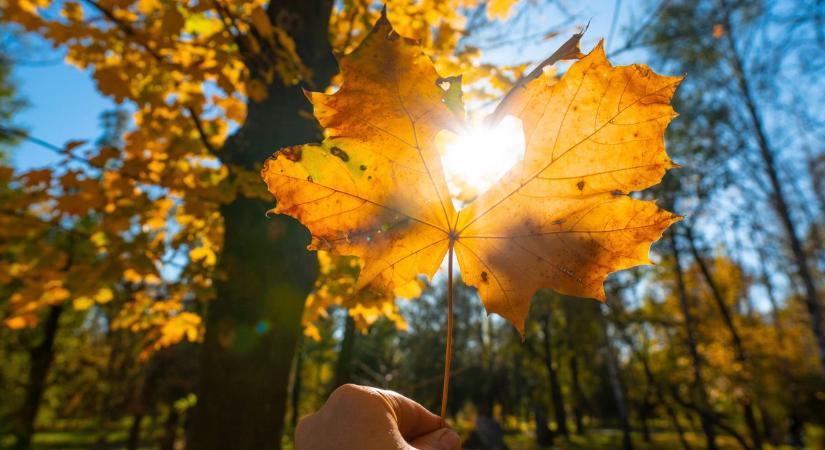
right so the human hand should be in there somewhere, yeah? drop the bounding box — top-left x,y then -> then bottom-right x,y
295,384 -> 461,450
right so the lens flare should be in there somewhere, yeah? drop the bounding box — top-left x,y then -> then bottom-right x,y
440,115 -> 525,204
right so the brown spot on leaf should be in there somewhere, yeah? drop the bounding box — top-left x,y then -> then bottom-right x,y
330,146 -> 350,162
307,175 -> 314,183
576,181 -> 585,191
359,164 -> 367,171
481,271 -> 489,283
281,146 -> 302,162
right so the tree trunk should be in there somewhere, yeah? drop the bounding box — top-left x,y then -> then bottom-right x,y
331,314 -> 357,392
788,409 -> 805,448
638,395 -> 652,443
721,0 -> 825,374
159,404 -> 179,450
127,413 -> 144,450
758,247 -> 806,447
568,354 -> 586,435
684,225 -> 762,450
758,407 -> 778,447
290,336 -> 304,431
669,232 -> 718,450
188,1 -> 336,449
534,404 -> 554,446
128,362 -> 155,450
652,377 -> 692,449
540,315 -> 568,438
616,315 -> 691,450
14,304 -> 63,450
509,342 -> 525,421
599,305 -> 633,450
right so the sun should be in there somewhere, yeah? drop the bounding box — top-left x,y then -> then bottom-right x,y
440,115 -> 525,204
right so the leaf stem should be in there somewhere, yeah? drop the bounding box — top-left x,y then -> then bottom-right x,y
441,242 -> 455,418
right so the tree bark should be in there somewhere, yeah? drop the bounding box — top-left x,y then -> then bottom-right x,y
684,225 -> 762,450
568,353 -> 586,434
331,315 -> 357,392
669,232 -> 718,450
644,362 -> 691,450
540,315 -> 568,438
721,0 -> 825,374
290,336 -> 304,431
188,1 -> 336,449
638,394 -> 652,443
599,305 -> 633,450
533,404 -> 553,446
14,304 -> 63,450
127,413 -> 144,450
159,404 -> 179,450
613,309 -> 691,450
757,247 -> 805,447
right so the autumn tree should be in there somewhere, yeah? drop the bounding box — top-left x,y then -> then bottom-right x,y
0,51 -> 24,156
644,0 -> 825,373
0,1 -> 526,448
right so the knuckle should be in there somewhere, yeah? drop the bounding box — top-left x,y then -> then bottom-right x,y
328,383 -> 386,411
331,383 -> 370,400
294,415 -> 313,444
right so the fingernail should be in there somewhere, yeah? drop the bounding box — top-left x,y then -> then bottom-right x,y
436,428 -> 460,450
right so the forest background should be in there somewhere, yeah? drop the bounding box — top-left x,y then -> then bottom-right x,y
1,0 -> 824,449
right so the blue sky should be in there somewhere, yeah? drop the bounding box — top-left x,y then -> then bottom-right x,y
11,60 -> 113,168
8,0 -> 649,171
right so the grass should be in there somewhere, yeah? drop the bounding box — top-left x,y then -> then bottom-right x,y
0,419 -> 159,450
500,428 -> 824,450
4,425 -> 823,449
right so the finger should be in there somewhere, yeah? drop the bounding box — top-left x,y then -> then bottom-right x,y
409,428 -> 461,450
294,412 -> 318,450
373,388 -> 446,439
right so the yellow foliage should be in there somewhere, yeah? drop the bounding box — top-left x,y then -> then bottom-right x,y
189,244 -> 217,267
73,296 -> 94,311
95,287 -> 114,304
156,312 -> 202,349
302,251 -> 419,340
486,0 -> 518,20
4,316 -> 29,330
0,0 -> 542,343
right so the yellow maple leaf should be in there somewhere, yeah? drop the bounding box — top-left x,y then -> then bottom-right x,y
73,296 -> 94,311
189,243 -> 217,267
4,316 -> 29,330
95,287 -> 114,304
261,11 -> 681,335
302,251 -> 420,340
486,0 -> 518,20
156,312 -> 202,349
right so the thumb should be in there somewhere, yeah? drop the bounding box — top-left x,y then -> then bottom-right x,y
409,427 -> 461,450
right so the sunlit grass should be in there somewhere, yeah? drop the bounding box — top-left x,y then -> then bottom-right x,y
16,424 -> 823,450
